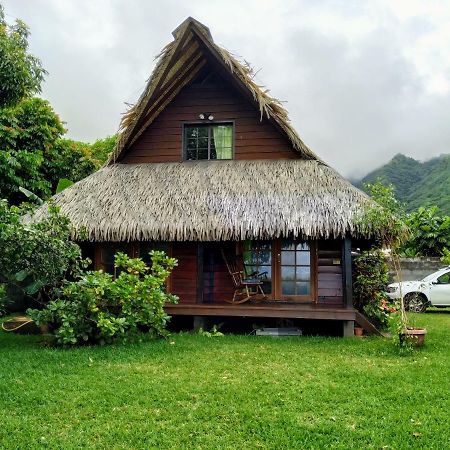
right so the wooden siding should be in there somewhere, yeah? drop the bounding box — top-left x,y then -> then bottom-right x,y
203,243 -> 235,303
121,73 -> 298,163
317,239 -> 344,305
171,242 -> 198,304
92,239 -> 345,307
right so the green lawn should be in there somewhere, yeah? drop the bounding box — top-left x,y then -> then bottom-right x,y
0,312 -> 449,449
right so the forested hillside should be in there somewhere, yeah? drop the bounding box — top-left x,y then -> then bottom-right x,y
356,153 -> 450,214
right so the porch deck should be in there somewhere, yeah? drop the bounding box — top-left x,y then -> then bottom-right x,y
165,302 -> 356,321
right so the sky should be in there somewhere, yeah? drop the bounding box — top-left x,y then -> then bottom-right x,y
3,0 -> 450,178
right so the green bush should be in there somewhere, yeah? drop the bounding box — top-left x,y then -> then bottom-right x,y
0,283 -> 10,316
0,200 -> 88,310
28,251 -> 178,345
353,249 -> 396,329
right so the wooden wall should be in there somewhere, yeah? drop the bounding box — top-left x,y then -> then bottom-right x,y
92,239 -> 345,306
120,71 -> 298,163
171,242 -> 198,304
203,243 -> 235,303
317,239 -> 344,305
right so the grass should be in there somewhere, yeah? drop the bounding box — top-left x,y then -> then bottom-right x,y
0,312 -> 449,449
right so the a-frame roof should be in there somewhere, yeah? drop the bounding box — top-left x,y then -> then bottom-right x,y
109,17 -> 321,163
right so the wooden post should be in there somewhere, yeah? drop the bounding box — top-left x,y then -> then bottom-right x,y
193,316 -> 206,331
197,243 -> 204,304
342,237 -> 353,308
342,237 -> 354,336
343,320 -> 354,337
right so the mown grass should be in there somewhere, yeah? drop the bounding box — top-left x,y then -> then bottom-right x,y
0,312 -> 449,449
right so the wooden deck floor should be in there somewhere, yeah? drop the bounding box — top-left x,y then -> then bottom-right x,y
165,302 -> 356,321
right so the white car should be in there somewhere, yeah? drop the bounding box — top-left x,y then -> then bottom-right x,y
386,266 -> 450,312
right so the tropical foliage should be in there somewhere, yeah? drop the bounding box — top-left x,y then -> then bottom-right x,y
0,5 -> 46,108
28,251 -> 178,345
357,153 -> 450,214
0,4 -> 115,205
400,206 -> 450,257
0,200 -> 87,303
353,249 -> 395,329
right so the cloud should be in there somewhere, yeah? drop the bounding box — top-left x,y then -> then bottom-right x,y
3,0 -> 450,177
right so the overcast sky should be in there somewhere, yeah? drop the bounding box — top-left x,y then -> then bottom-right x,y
3,0 -> 450,178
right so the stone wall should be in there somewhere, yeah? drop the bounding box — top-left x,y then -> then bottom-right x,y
387,257 -> 446,282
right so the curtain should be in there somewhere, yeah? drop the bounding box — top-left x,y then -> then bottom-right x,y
213,125 -> 233,159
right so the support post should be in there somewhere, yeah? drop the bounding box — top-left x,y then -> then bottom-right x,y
193,316 -> 206,331
342,237 -> 353,308
343,320 -> 354,337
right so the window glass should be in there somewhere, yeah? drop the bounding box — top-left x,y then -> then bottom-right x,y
139,242 -> 170,266
280,240 -> 311,296
437,272 -> 450,284
100,243 -> 129,276
184,124 -> 233,160
243,240 -> 272,294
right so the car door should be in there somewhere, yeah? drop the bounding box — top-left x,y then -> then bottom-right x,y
429,271 -> 450,306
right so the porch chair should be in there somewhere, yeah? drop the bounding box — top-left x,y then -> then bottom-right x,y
221,249 -> 267,304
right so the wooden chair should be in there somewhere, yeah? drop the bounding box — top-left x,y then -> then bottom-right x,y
221,250 -> 267,304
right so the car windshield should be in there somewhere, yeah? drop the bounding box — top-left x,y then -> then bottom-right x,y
422,269 -> 449,282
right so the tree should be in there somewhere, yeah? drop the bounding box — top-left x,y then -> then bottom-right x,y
357,181 -> 410,335
401,206 -> 450,257
0,97 -> 107,204
90,134 -> 118,166
0,4 -> 46,108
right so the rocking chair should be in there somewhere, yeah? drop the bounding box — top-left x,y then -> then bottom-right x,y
221,250 -> 267,304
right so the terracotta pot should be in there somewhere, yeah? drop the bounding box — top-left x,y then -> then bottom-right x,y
354,326 -> 364,337
40,324 -> 49,334
399,327 -> 427,347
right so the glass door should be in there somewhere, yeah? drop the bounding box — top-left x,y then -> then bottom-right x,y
276,239 -> 314,302
242,240 -> 273,298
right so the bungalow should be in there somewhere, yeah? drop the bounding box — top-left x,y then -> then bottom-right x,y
33,18 -> 373,335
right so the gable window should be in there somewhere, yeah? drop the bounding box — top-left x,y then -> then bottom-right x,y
184,123 -> 233,160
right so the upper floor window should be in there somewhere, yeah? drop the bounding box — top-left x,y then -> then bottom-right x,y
184,123 -> 233,160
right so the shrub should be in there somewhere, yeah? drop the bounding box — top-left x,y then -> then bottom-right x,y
0,283 -> 10,316
0,200 -> 88,310
353,249 -> 396,329
28,251 -> 178,345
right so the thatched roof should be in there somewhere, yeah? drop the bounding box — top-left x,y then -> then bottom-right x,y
109,17 -> 319,163
31,161 -> 371,242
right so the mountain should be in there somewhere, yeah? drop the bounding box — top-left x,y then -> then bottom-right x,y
355,153 -> 450,214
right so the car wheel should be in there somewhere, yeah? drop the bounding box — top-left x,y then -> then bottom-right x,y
404,292 -> 428,313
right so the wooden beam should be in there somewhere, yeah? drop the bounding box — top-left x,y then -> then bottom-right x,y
165,303 -> 356,321
342,237 -> 353,308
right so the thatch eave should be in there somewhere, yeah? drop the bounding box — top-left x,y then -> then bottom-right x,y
30,160 -> 373,243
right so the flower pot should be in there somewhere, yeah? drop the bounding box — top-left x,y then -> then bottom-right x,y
354,326 -> 364,337
399,327 -> 427,347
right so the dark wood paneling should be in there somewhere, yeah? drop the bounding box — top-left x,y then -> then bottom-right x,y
203,242 -> 235,303
317,239 -> 344,306
121,71 -> 299,163
171,242 -> 198,304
